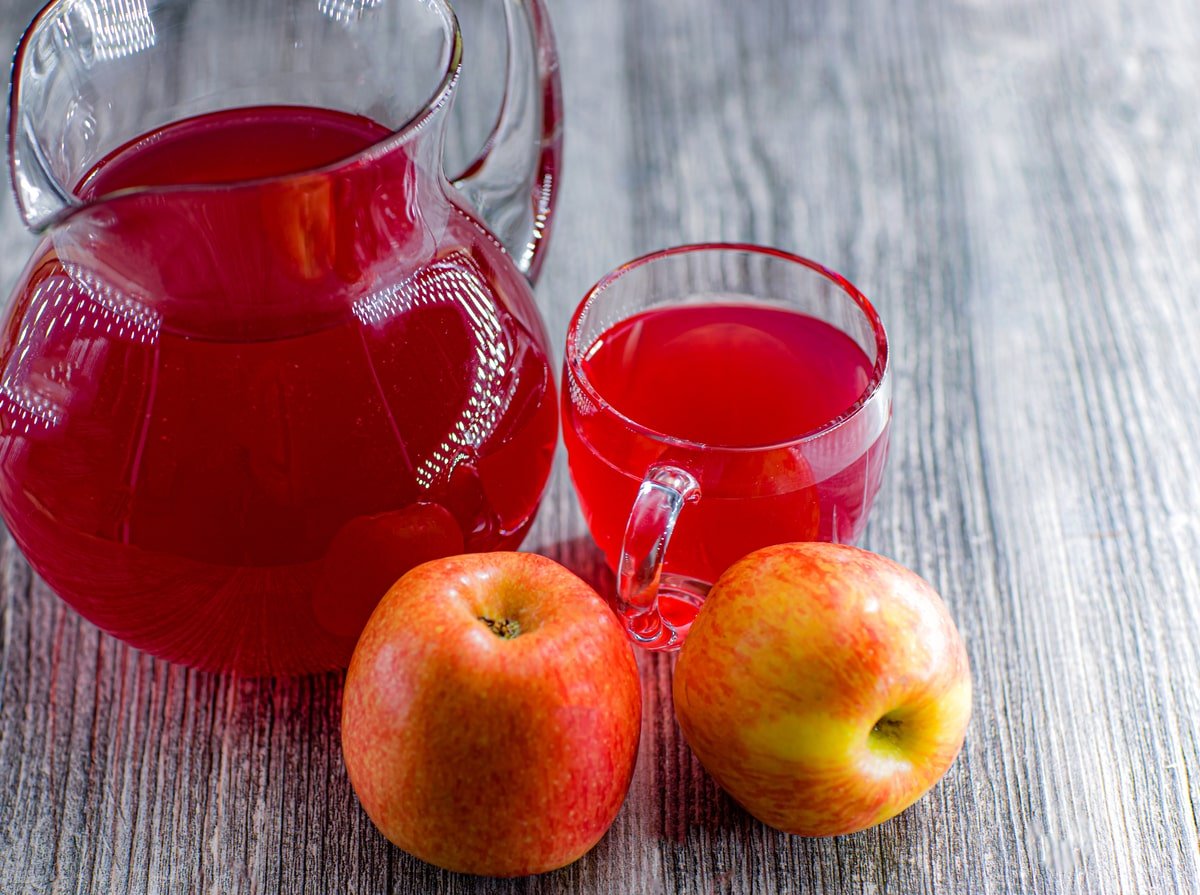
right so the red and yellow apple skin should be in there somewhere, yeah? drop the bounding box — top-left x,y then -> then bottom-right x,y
341,552 -> 642,877
672,542 -> 972,837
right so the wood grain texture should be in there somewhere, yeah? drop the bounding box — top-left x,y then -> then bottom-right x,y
2,0 -> 1199,892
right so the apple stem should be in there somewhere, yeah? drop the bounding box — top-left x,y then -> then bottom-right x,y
479,616 -> 521,639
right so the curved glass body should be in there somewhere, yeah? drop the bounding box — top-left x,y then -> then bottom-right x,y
0,0 -> 562,674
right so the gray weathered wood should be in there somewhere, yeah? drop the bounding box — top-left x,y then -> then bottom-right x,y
2,0 -> 1199,892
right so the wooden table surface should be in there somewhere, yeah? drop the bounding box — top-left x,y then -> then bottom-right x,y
2,0 -> 1199,892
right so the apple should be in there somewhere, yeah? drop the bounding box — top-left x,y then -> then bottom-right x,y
672,542 -> 971,837
341,551 -> 642,877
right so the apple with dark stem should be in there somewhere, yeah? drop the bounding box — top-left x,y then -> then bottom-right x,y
673,542 -> 971,837
341,551 -> 642,876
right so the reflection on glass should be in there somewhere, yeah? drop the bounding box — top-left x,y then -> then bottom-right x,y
78,0 -> 157,61
317,0 -> 384,25
353,255 -> 511,490
59,263 -> 162,344
0,264 -> 160,437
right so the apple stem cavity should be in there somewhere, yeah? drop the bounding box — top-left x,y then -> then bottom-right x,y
870,714 -> 906,751
479,616 -> 521,639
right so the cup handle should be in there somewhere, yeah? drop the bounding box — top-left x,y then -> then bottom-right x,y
616,464 -> 701,648
450,0 -> 562,284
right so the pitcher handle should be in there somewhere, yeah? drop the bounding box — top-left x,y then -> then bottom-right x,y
451,0 -> 562,284
616,464 -> 702,649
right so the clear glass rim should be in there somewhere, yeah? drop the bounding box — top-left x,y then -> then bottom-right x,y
8,0 -> 463,219
565,242 -> 891,454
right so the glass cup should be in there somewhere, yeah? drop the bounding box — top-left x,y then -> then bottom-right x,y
563,244 -> 891,649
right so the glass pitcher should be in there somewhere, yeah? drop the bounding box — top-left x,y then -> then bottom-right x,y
0,0 -> 562,675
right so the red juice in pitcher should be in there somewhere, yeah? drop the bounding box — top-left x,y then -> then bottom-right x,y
0,107 -> 557,673
564,303 -> 890,590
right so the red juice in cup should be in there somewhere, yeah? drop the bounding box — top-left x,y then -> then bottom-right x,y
563,245 -> 890,649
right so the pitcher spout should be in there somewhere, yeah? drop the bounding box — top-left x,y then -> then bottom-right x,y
6,0 -> 463,232
8,1 -> 90,231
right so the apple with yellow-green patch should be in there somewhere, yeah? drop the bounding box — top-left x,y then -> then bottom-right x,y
672,542 -> 972,837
